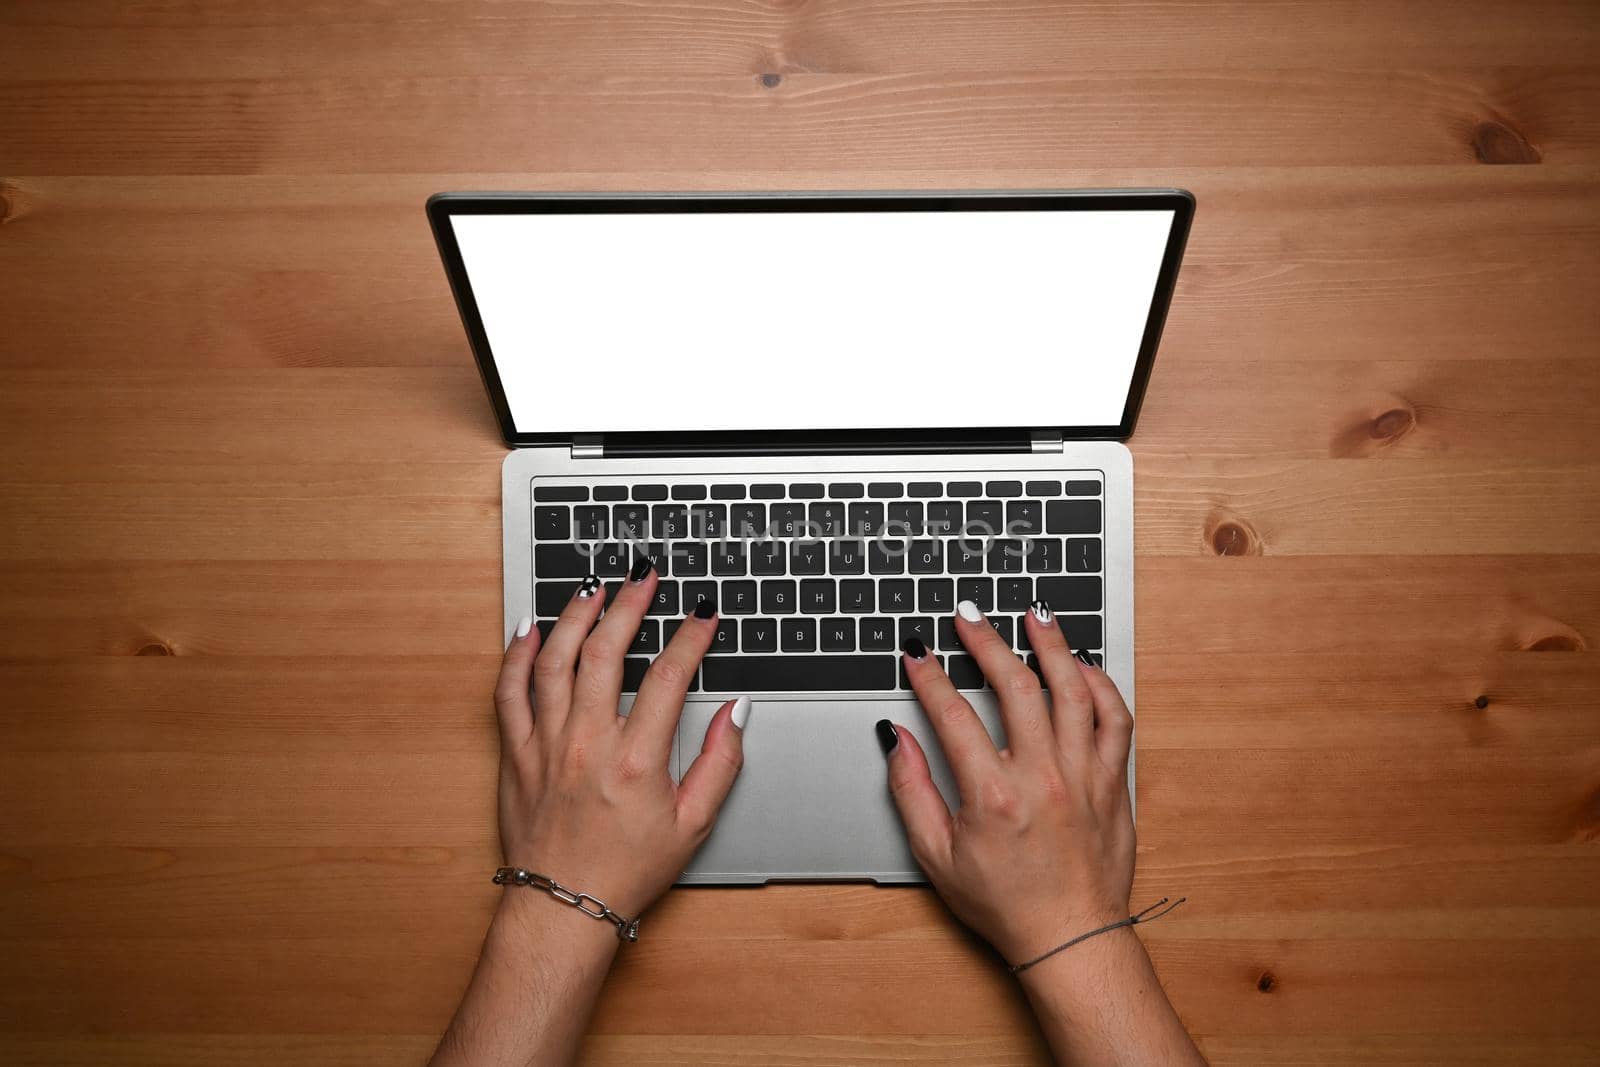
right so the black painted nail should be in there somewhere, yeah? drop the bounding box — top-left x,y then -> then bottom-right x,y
901,636 -> 927,661
1030,599 -> 1053,624
1073,648 -> 1096,667
692,598 -> 716,620
628,555 -> 654,582
875,719 -> 899,756
576,574 -> 601,599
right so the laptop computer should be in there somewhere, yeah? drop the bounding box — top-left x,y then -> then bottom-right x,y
427,189 -> 1194,884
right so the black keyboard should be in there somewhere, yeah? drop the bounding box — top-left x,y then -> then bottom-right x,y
531,475 -> 1106,694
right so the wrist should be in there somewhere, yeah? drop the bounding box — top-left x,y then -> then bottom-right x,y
1014,922 -> 1151,998
490,886 -> 623,969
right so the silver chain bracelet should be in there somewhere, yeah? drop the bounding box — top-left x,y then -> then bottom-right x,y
492,867 -> 640,942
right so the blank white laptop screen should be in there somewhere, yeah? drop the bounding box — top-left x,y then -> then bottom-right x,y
449,209 -> 1176,434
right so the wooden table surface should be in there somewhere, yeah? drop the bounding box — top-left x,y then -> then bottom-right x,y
3,2 -> 1598,1064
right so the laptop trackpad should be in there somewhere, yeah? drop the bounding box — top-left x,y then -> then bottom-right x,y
671,695 -> 1003,883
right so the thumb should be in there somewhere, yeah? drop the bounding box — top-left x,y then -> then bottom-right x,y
876,720 -> 953,870
676,696 -> 750,839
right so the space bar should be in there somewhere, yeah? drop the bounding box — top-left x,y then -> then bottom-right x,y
702,655 -> 897,692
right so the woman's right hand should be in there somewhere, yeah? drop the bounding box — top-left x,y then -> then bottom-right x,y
880,598 -> 1136,966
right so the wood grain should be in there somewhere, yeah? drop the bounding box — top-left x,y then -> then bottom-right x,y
1,1 -> 1597,1064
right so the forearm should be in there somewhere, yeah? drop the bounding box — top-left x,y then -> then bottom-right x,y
430,893 -> 619,1067
1017,927 -> 1205,1066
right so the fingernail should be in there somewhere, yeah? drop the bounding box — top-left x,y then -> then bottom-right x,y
901,636 -> 927,661
629,555 -> 654,583
956,599 -> 982,623
1073,648 -> 1097,667
576,574 -> 601,599
875,719 -> 899,755
693,598 -> 716,620
1030,600 -> 1053,625
730,695 -> 753,730
514,616 -> 533,639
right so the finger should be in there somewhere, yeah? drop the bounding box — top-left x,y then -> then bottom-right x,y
900,636 -> 1000,800
953,599 -> 1052,760
876,720 -> 954,871
494,615 -> 540,751
1079,657 -> 1135,775
1022,599 -> 1096,766
624,599 -> 719,759
570,554 -> 658,730
676,695 -> 750,839
530,574 -> 606,740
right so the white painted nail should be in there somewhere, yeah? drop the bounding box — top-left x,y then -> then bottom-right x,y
730,695 -> 753,731
514,616 -> 533,639
956,599 -> 983,624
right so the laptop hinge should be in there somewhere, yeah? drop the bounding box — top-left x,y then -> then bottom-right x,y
571,435 -> 604,459
1030,430 -> 1065,453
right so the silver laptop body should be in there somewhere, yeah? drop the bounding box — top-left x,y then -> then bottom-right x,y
430,190 -> 1194,884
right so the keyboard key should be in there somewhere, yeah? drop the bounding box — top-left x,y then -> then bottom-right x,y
604,580 -> 624,605
534,543 -> 592,578
1026,480 -> 1061,496
594,485 -> 628,501
986,480 -> 1023,497
1007,500 -> 1044,536
987,615 -> 1014,647
907,481 -> 942,498
899,653 -> 945,690
1047,499 -> 1102,534
534,506 -> 570,540
828,482 -> 864,499
918,578 -> 955,613
907,539 -> 945,575
997,577 -> 1032,612
710,619 -> 738,653
860,617 -> 896,651
635,542 -> 672,578
987,539 -> 1026,574
535,581 -> 579,617
948,654 -> 985,690
880,579 -> 915,613
791,542 -> 827,575
761,579 -> 796,615
652,504 -> 688,539
632,484 -> 668,501
886,501 -> 924,535
830,540 -> 866,575
947,480 -> 982,497
671,484 -> 707,501
710,483 -> 745,500
731,503 -> 766,536
683,581 -> 717,611
781,618 -> 817,652
650,581 -> 680,616
849,502 -> 885,536
537,620 -> 557,641
712,544 -> 748,576
1067,538 -> 1102,573
630,620 -> 660,654
1064,480 -> 1101,496
790,482 -> 825,499
868,539 -> 906,575
899,616 -> 936,649
1036,576 -> 1103,612
663,619 -> 681,645
1059,614 -> 1103,651
593,543 -> 630,577
937,616 -> 960,651
946,540 -> 984,574
821,617 -> 856,651
751,541 -> 787,576
742,618 -> 778,652
958,577 -> 994,612
868,481 -> 904,498
771,502 -> 806,538
689,503 -> 726,538
674,541 -> 709,577
926,501 -> 962,534
809,502 -> 846,537
703,655 -> 895,692
721,581 -> 758,615
621,656 -> 652,691
1026,537 -> 1063,573
839,579 -> 875,613
966,501 -> 1003,537
574,505 -> 609,540
534,485 -> 587,502
750,483 -> 785,499
612,504 -> 649,540
799,579 -> 836,614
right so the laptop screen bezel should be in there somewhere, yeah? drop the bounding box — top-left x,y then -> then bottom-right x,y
426,189 -> 1194,452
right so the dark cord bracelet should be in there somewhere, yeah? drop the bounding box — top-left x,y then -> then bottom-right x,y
492,867 -> 640,942
1009,897 -> 1187,974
